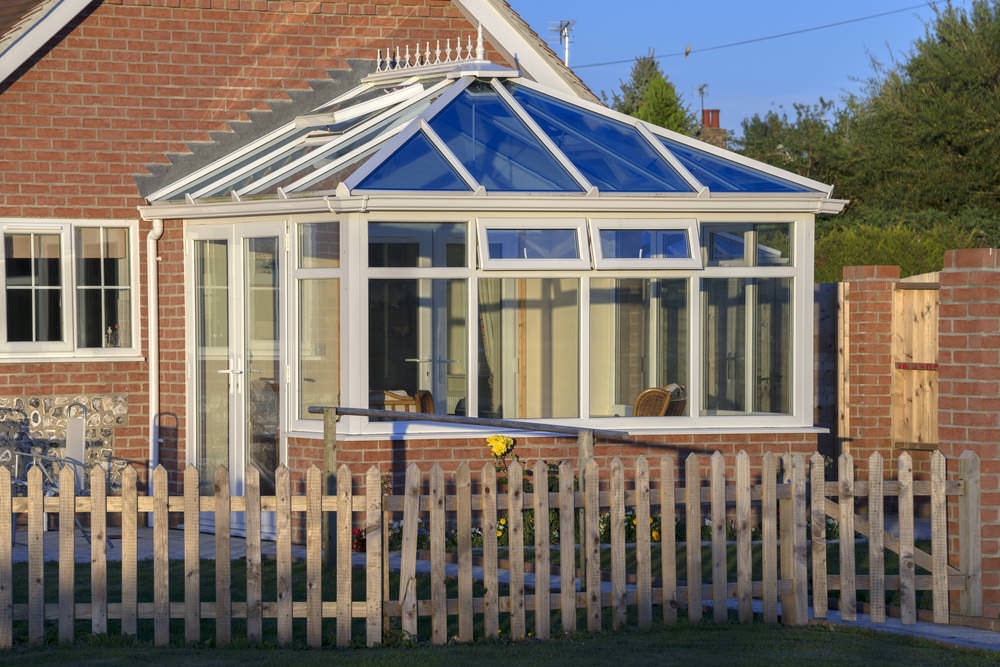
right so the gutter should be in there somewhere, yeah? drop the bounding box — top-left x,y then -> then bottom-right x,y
146,219 -> 163,493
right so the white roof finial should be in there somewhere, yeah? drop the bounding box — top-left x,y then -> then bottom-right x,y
476,23 -> 485,61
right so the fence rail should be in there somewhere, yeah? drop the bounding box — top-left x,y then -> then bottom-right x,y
0,449 -> 981,648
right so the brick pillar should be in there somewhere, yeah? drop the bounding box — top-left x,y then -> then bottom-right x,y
840,265 -> 900,464
938,248 -> 1000,617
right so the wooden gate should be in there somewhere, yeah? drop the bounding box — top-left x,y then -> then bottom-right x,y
891,276 -> 939,450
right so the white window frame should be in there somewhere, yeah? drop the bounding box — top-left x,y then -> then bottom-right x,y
477,217 -> 590,270
590,218 -> 701,270
0,218 -> 140,360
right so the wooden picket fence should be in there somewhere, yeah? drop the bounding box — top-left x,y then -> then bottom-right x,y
0,449 -> 982,648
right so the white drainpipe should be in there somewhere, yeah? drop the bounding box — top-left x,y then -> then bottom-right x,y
146,218 -> 164,492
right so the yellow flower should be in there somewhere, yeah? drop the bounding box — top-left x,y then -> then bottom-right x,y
497,530 -> 503,537
652,529 -> 661,542
499,517 -> 506,525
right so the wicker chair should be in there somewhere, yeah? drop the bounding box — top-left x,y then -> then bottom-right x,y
413,389 -> 435,414
663,383 -> 687,416
632,387 -> 672,416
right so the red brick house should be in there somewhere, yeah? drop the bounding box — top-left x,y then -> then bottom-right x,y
1,0 -> 846,512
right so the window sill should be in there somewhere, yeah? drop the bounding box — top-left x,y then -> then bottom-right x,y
0,352 -> 145,364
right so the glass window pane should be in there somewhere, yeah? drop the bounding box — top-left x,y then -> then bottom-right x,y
486,228 -> 578,260
369,222 -> 465,268
105,289 -> 130,347
598,229 -> 690,260
702,223 -> 792,267
478,278 -> 578,419
659,136 -> 816,193
299,278 -> 340,420
429,82 -> 582,192
4,234 -> 31,286
357,131 -> 471,191
701,278 -> 792,416
299,221 -> 340,269
5,289 -> 31,341
369,279 -> 467,415
76,289 -> 103,347
509,83 -> 694,193
590,278 -> 688,417
36,288 -> 62,342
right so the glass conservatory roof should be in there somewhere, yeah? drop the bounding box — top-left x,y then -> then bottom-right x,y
145,63 -> 832,205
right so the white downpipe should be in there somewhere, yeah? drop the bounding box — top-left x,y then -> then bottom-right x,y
146,218 -> 164,494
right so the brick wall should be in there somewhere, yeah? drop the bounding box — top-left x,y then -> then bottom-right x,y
936,248 -> 1000,617
0,0 -> 495,480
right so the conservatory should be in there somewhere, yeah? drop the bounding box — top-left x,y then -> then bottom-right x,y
139,48 -> 845,454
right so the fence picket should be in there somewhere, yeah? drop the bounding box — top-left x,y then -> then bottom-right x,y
306,466 -> 323,648
0,468 -> 10,649
810,453 -> 827,619
868,453 -> 886,623
761,452 -> 777,623
898,452 -> 916,624
153,465 -> 169,646
635,457 -> 652,631
90,466 -> 108,635
365,466 -> 383,647
508,460 -> 526,639
27,466 -> 43,644
245,466 -> 262,642
611,458 -> 626,630
685,454 -> 702,623
457,463 -> 474,642
214,466 -> 231,645
58,466 -> 75,643
430,464 -> 447,645
399,464 -> 420,638
838,453 -> 857,621
183,465 -> 201,643
710,452 -> 726,623
958,451 -> 982,616
661,456 -> 677,625
482,463 -> 499,637
121,466 -> 138,638
584,458 -> 601,632
736,451 -> 752,623
277,466 -> 293,644
558,461 -> 576,634
789,455 -> 808,625
532,459 -> 551,639
336,465 -> 353,647
931,451 -> 948,624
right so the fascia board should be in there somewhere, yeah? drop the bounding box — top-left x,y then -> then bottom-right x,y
0,0 -> 92,86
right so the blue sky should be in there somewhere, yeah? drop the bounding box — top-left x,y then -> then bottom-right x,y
508,1 -> 966,134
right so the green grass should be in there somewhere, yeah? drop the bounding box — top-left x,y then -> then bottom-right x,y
2,621 -> 996,666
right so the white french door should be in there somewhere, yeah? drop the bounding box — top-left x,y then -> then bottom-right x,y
188,222 -> 284,534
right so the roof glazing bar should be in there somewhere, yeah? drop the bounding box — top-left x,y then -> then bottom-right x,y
283,123 -> 407,193
294,82 -> 426,128
635,121 -> 706,194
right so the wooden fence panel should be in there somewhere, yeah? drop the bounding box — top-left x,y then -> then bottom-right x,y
457,463 -> 474,642
183,465 -> 201,643
532,459 -> 551,640
660,456 -> 677,625
838,453 -> 857,621
931,451 -> 948,624
710,452 -> 726,623
610,458 -> 626,630
558,461 -> 576,634
891,284 -> 939,448
736,451 -> 752,623
245,467 -> 263,642
685,454 -> 702,623
430,464 -> 447,645
58,466 -> 75,643
898,452 -> 916,624
635,457 -> 652,631
868,453 -> 886,623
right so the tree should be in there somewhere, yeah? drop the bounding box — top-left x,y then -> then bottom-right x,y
609,51 -> 696,134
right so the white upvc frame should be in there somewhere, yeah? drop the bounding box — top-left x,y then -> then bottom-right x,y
590,218 -> 701,270
476,217 -> 590,270
0,218 -> 141,360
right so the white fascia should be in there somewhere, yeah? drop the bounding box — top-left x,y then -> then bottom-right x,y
0,0 -> 92,86
450,0 -> 583,100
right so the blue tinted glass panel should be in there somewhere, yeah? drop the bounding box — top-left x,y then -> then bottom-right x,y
486,228 -> 579,259
357,131 -> 470,191
508,84 -> 694,193
599,229 -> 690,259
659,137 -> 816,193
429,82 -> 582,192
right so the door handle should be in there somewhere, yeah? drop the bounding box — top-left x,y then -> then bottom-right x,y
217,368 -> 244,374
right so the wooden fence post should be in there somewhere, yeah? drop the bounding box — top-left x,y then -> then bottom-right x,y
958,451 -> 982,617
366,466 -> 383,647
838,453 -> 857,621
0,467 -> 10,650
810,453 -> 828,620
710,452 -> 726,623
931,451 -> 948,624
780,454 -> 808,625
584,458 -> 601,632
58,466 -> 75,643
685,454 -> 702,623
